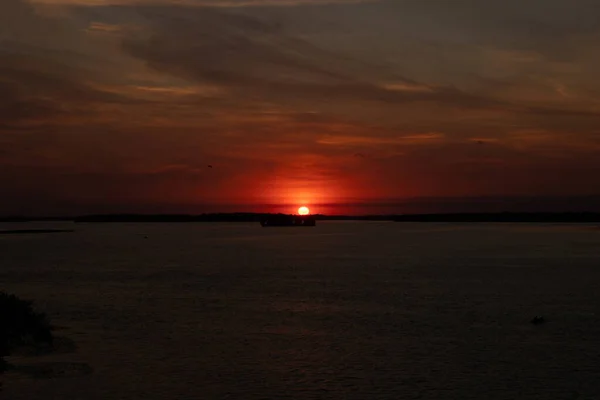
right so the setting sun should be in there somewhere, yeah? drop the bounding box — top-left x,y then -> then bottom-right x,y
298,206 -> 310,215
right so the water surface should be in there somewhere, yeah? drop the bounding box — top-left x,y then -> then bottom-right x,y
2,222 -> 600,399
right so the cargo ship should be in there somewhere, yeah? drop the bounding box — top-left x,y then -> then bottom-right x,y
259,214 -> 316,227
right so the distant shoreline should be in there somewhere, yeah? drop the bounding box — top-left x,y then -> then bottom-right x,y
392,212 -> 600,223
0,229 -> 75,235
2,212 -> 600,223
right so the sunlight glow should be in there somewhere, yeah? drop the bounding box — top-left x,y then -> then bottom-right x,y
298,206 -> 310,215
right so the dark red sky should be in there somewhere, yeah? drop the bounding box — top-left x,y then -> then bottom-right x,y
2,0 -> 600,215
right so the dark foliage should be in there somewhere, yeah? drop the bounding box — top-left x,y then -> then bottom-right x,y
0,292 -> 53,372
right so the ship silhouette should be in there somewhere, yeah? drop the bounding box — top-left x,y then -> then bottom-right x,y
259,213 -> 316,227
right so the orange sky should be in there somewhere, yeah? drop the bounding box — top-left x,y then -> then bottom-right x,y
2,0 -> 600,215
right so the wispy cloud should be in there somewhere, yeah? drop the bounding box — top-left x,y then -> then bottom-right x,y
317,132 -> 444,146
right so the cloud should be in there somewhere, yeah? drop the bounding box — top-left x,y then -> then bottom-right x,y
317,132 -> 444,146
3,0 -> 600,214
0,0 -> 152,131
114,4 -> 514,125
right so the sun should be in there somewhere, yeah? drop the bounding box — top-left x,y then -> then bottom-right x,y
297,206 -> 310,215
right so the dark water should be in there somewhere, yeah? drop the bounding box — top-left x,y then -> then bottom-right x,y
2,222 -> 600,399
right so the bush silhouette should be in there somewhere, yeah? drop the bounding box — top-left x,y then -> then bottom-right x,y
0,292 -> 53,372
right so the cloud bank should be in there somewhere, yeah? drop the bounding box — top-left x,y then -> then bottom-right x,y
2,0 -> 600,214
